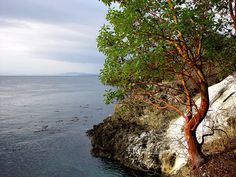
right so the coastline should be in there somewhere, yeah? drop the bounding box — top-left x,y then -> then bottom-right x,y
88,74 -> 236,176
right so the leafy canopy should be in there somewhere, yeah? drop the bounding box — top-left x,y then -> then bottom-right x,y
97,0 -> 224,104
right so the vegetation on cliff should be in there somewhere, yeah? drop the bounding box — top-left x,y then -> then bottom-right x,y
97,0 -> 236,170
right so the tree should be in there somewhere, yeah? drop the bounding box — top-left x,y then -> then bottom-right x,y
229,0 -> 236,33
97,0 -> 226,168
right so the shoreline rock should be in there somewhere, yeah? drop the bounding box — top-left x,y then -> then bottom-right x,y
88,73 -> 236,175
87,117 -> 163,173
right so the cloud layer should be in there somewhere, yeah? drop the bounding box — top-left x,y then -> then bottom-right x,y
0,0 -> 107,75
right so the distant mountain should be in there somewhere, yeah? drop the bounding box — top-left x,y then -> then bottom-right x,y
59,72 -> 98,76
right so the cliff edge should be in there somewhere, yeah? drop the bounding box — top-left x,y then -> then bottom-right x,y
88,73 -> 236,176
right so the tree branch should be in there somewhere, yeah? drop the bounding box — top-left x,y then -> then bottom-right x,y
200,125 -> 229,146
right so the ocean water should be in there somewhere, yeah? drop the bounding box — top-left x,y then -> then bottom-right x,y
0,76 -> 144,177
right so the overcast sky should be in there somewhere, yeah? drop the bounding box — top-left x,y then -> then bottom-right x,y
0,0 -> 108,75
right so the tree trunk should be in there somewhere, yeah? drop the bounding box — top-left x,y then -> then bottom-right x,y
185,80 -> 209,168
229,0 -> 236,36
185,127 -> 205,168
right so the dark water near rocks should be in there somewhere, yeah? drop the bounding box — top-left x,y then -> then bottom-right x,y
0,76 -> 146,177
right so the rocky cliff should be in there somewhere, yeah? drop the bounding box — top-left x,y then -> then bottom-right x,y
87,73 -> 236,176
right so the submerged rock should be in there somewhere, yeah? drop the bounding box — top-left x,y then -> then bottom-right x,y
88,73 -> 236,175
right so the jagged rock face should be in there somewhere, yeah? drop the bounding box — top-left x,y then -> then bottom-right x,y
88,73 -> 236,175
125,130 -> 165,172
87,117 -> 163,173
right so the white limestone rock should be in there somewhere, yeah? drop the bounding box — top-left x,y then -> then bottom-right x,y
162,73 -> 236,174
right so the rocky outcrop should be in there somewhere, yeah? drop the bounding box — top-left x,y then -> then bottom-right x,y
87,110 -> 167,173
88,73 -> 236,175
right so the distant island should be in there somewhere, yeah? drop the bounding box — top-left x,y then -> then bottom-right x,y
58,72 -> 98,76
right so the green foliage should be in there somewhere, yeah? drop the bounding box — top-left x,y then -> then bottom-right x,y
97,0 -> 231,103
203,32 -> 236,81
103,88 -> 126,104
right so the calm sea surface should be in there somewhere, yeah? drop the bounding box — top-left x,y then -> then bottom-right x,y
0,76 -> 142,177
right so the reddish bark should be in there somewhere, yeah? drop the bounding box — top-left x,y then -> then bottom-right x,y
184,129 -> 205,168
229,0 -> 236,35
184,80 -> 209,168
166,0 -> 210,168
134,0 -> 211,169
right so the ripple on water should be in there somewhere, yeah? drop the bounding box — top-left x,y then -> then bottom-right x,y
0,76 -> 149,177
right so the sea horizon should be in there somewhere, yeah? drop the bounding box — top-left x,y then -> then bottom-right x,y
0,73 -> 99,77
0,76 -> 142,177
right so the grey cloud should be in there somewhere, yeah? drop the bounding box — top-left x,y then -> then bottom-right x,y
0,0 -> 107,74
35,50 -> 104,64
0,18 -> 31,28
0,0 -> 106,26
